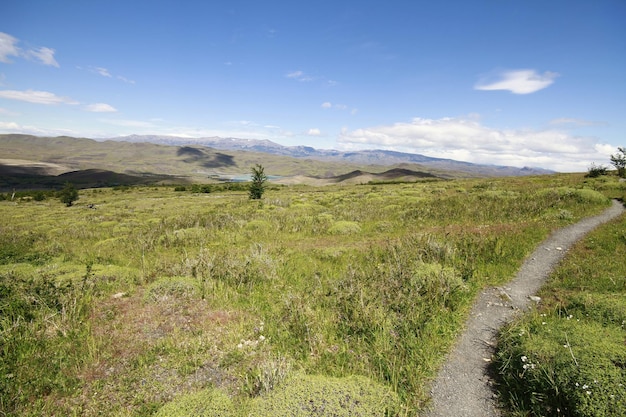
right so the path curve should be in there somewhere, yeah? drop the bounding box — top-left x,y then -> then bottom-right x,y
423,200 -> 625,417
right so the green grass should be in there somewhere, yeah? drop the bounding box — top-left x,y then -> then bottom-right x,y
495,199 -> 626,417
0,173 -> 623,416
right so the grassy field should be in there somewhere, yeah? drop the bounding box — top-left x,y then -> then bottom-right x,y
1,173 -> 624,416
495,187 -> 626,416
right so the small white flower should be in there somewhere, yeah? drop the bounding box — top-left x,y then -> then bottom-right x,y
586,391 -> 591,395
521,356 -> 528,362
582,384 -> 589,390
258,335 -> 266,342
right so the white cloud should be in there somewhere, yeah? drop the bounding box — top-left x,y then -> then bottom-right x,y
0,89 -> 78,105
0,121 -> 77,136
475,69 -> 558,94
0,32 -> 20,63
0,121 -> 20,130
86,103 -> 117,112
306,128 -> 322,136
286,70 -> 313,82
26,47 -> 59,67
84,66 -> 135,84
0,32 -> 59,67
321,101 -> 357,114
93,67 -> 112,77
117,75 -> 135,84
338,116 -> 611,172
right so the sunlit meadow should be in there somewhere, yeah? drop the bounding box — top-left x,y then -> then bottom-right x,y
1,173 -> 624,416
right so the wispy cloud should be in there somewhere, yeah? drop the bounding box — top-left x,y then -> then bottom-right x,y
286,70 -> 313,82
0,32 -> 59,67
86,103 -> 117,112
287,70 -> 338,87
338,116 -> 611,172
475,69 -> 558,94
0,121 -> 76,136
84,66 -> 135,84
321,101 -> 357,114
25,47 -> 59,67
0,33 -> 20,63
93,67 -> 112,77
0,89 -> 78,105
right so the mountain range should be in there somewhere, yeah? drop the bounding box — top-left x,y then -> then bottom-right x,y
111,135 -> 553,177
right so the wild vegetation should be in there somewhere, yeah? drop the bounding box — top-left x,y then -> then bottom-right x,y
1,173 -> 624,416
495,190 -> 626,416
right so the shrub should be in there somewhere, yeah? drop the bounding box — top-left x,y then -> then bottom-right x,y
585,163 -> 608,178
248,372 -> 401,416
154,388 -> 235,417
144,276 -> 200,302
58,182 -> 79,206
328,221 -> 361,235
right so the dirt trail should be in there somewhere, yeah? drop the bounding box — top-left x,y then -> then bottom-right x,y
423,200 -> 625,417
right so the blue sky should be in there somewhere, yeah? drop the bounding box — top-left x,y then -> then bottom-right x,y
0,0 -> 624,172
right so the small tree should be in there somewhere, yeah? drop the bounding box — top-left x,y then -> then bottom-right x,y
586,163 -> 608,178
609,146 -> 626,178
58,182 -> 79,206
249,164 -> 268,200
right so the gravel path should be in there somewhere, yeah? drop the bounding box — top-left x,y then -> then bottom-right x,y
423,200 -> 625,417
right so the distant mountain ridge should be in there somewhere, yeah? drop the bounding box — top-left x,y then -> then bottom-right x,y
111,134 -> 553,177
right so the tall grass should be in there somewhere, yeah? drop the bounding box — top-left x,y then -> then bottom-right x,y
0,173 -> 620,415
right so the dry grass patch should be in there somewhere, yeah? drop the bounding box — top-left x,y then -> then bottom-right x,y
71,291 -> 243,415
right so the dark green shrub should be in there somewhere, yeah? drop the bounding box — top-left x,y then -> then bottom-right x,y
58,182 -> 79,206
249,164 -> 267,200
586,163 -> 608,178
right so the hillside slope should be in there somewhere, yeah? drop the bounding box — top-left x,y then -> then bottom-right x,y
0,134 -> 469,182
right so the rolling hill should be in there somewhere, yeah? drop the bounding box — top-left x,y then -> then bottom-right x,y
0,134 -> 553,190
113,134 -> 554,177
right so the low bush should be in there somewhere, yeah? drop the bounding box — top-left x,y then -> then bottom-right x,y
154,388 -> 236,416
327,220 -> 361,235
247,372 -> 402,416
